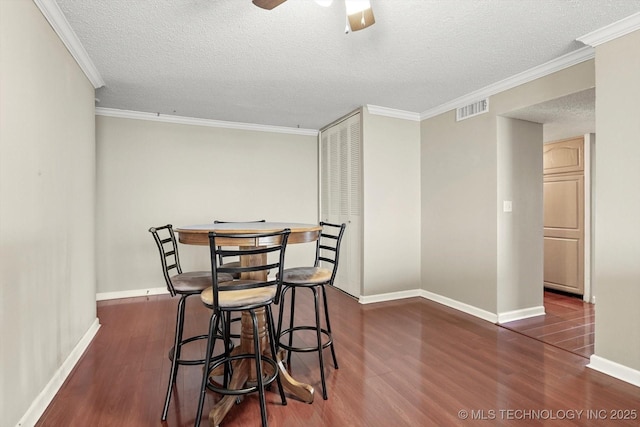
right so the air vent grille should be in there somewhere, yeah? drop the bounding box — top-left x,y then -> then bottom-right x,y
456,99 -> 489,121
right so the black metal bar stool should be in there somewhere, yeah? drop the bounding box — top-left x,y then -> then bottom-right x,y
148,224 -> 232,421
276,222 -> 346,400
195,228 -> 290,427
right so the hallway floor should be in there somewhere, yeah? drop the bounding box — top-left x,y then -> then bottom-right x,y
501,290 -> 594,358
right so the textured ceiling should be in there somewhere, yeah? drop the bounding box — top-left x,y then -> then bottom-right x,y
55,0 -> 640,130
506,89 -> 596,143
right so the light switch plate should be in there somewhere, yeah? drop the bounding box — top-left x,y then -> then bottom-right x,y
503,201 -> 513,212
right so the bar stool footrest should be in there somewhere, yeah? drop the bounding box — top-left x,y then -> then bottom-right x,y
278,326 -> 333,353
169,333 -> 230,365
205,353 -> 279,395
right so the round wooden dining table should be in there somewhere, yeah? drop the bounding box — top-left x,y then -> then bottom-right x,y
175,222 -> 321,426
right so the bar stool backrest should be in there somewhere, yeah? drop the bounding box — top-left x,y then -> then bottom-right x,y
208,228 -> 290,308
212,220 -> 266,266
315,222 -> 347,286
148,224 -> 182,297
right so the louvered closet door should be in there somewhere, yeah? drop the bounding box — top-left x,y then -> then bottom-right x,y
320,113 -> 362,298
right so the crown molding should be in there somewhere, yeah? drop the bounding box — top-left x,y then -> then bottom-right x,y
578,12 -> 640,47
33,0 -> 105,89
366,105 -> 421,121
420,46 -> 594,121
95,108 -> 319,136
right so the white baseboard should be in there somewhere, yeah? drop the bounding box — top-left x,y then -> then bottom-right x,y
358,288 -> 499,323
16,318 -> 101,427
96,286 -> 168,301
497,306 -> 546,324
420,290 -> 498,323
588,355 -> 640,388
358,289 -> 422,304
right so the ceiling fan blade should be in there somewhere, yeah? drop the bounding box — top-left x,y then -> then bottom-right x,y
252,0 -> 287,10
347,7 -> 375,31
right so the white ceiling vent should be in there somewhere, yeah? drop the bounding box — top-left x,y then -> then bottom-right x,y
456,99 -> 489,121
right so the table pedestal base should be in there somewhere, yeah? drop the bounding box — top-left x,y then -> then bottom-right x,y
207,310 -> 314,427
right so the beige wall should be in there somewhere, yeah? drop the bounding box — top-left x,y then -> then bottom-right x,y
421,61 -> 595,315
0,1 -> 97,425
362,110 -> 421,296
96,116 -> 318,294
496,117 -> 543,314
593,30 -> 640,371
421,109 -> 498,311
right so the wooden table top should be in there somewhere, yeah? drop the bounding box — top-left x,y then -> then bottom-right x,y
175,221 -> 322,246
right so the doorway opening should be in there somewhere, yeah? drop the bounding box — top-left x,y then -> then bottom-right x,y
501,89 -> 595,356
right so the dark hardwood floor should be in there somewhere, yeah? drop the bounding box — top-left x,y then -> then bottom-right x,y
37,287 -> 638,426
501,290 -> 595,358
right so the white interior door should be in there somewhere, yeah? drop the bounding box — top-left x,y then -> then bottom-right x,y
543,136 -> 585,296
